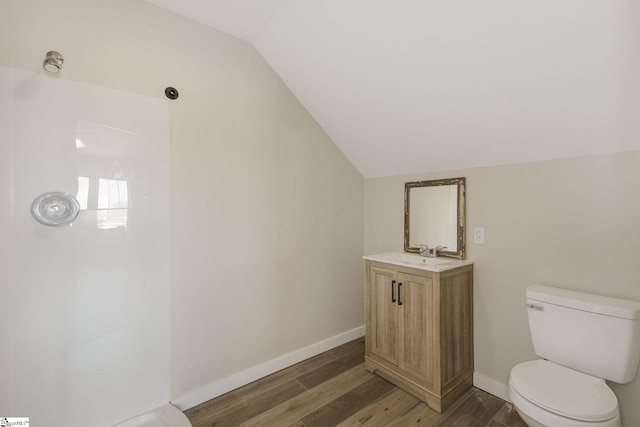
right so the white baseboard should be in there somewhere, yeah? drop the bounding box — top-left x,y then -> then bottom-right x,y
171,325 -> 366,410
473,372 -> 510,402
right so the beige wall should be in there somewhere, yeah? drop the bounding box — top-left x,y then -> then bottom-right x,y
0,0 -> 364,406
365,150 -> 640,426
0,75 -> 10,409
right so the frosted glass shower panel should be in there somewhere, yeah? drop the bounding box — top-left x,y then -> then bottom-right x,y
1,67 -> 170,426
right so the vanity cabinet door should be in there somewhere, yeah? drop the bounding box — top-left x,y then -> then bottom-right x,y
397,272 -> 434,386
368,265 -> 399,365
367,266 -> 435,386
365,259 -> 474,413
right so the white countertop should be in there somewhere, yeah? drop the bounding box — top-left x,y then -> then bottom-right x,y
363,251 -> 473,272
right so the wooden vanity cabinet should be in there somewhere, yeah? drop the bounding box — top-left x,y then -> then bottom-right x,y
364,260 -> 474,413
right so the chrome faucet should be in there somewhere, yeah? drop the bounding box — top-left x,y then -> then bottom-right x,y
419,244 -> 447,258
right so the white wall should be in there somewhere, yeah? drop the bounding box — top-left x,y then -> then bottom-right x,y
0,0 -> 364,416
364,151 -> 640,426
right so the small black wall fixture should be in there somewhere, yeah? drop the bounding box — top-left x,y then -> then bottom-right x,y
165,87 -> 179,100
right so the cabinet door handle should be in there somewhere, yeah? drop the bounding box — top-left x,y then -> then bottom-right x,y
398,282 -> 403,306
391,280 -> 396,302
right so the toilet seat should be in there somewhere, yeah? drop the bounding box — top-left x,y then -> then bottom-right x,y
510,360 -> 619,423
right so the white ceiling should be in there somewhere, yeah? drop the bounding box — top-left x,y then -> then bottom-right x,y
146,0 -> 639,178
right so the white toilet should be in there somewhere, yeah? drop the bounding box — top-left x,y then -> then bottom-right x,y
509,285 -> 640,427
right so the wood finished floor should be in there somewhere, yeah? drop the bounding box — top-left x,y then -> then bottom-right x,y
184,337 -> 526,427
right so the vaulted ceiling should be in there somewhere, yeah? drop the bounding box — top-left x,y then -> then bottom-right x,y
146,0 -> 639,178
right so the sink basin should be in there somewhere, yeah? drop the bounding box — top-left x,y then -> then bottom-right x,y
363,251 -> 473,272
383,252 -> 452,266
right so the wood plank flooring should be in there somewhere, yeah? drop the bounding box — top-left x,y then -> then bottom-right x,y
184,337 -> 526,427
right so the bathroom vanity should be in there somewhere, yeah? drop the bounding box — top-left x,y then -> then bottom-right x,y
363,252 -> 474,413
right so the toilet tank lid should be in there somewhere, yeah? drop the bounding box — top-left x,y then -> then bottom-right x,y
527,285 -> 640,320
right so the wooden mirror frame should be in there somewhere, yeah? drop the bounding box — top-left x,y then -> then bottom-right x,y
404,177 -> 466,259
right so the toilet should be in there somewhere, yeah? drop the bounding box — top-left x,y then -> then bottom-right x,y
509,285 -> 640,427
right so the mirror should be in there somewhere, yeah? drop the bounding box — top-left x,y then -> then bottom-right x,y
404,177 -> 466,259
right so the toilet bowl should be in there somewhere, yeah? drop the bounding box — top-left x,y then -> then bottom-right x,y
509,360 -> 620,427
509,285 -> 640,427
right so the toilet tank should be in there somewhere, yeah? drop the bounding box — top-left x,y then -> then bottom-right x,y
526,285 -> 640,384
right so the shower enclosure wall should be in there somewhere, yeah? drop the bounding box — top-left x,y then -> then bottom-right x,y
0,66 -> 170,426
